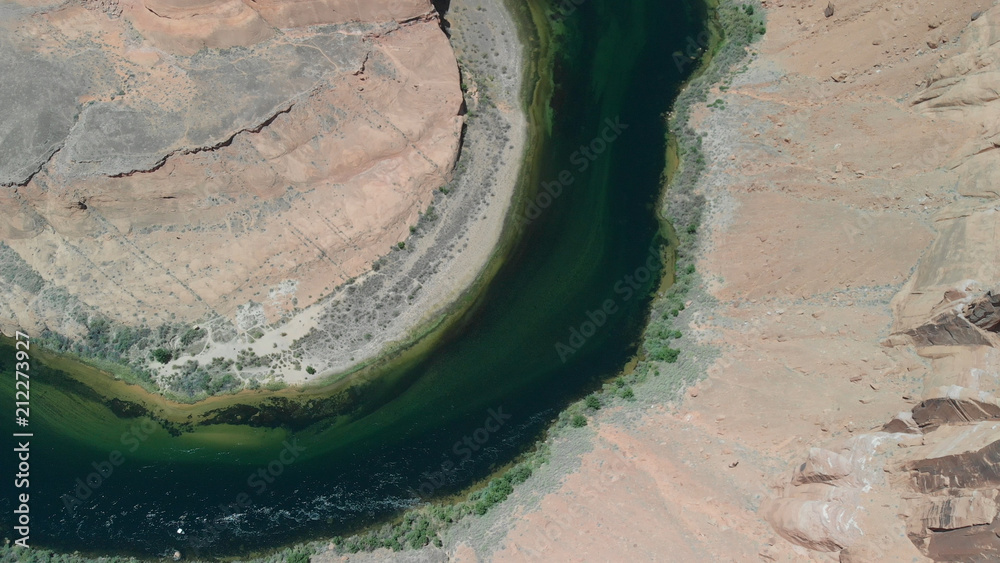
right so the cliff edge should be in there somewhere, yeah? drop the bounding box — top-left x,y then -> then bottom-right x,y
0,0 -> 484,395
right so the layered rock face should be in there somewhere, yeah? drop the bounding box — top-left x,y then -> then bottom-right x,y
765,6 -> 1000,562
0,0 -> 463,338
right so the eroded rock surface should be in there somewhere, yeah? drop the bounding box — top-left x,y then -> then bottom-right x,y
767,5 -> 1000,562
0,0 -> 466,388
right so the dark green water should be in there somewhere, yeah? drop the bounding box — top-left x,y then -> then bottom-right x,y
0,0 -> 704,558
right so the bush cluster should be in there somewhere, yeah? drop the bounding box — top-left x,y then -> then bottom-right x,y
0,546 -> 139,563
163,356 -> 240,398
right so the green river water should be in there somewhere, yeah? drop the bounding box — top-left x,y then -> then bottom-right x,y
0,0 -> 706,557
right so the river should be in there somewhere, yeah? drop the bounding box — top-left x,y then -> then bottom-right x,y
0,0 -> 705,557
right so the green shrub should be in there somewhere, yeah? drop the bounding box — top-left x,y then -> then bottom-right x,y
570,414 -> 588,427
265,380 -> 287,391
152,348 -> 172,364
650,346 -> 680,363
305,366 -> 316,375
508,463 -> 533,484
585,395 -> 601,410
473,477 -> 515,515
180,327 -> 203,346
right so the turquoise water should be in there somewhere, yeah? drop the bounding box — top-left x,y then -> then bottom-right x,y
0,0 -> 705,557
